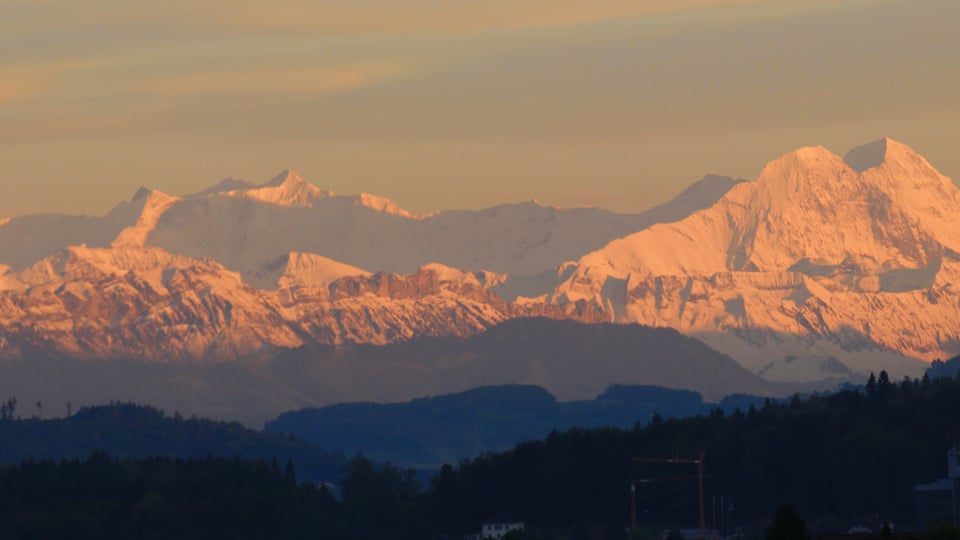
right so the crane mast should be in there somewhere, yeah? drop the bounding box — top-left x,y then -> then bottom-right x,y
630,451 -> 706,538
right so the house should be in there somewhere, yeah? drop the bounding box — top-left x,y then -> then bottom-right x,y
661,528 -> 721,540
465,513 -> 525,540
914,448 -> 960,527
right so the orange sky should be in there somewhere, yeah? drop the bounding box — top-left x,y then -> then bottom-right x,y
1,0 -> 957,217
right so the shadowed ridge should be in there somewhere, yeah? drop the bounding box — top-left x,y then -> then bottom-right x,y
266,169 -> 306,187
843,137 -> 928,174
844,138 -> 891,173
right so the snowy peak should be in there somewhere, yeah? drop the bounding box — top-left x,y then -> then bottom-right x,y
256,170 -> 424,217
771,145 -> 843,168
754,145 -> 853,194
5,244 -> 183,291
237,169 -> 329,207
131,186 -> 154,202
184,177 -> 255,198
571,138 -> 955,282
274,252 -> 370,290
5,136 -> 957,384
202,170 -> 424,217
680,174 -> 746,201
745,145 -> 874,247
266,169 -> 307,188
845,137 -> 892,173
60,244 -> 177,274
418,262 -> 508,289
550,138 -> 960,378
350,193 -> 427,219
852,139 -> 960,255
641,174 -> 747,225
111,189 -> 181,249
843,137 -> 954,197
844,137 -> 922,173
853,138 -> 956,196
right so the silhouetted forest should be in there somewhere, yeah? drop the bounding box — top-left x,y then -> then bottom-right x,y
0,453 -> 364,540
265,384 -> 733,466
433,370 -> 960,533
0,401 -> 346,483
6,369 -> 960,539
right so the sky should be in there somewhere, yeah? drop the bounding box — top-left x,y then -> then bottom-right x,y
1,0 -> 958,218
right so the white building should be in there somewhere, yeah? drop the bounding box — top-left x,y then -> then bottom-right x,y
472,513 -> 525,540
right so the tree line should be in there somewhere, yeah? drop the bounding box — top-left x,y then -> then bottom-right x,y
6,368 -> 960,538
0,401 -> 346,484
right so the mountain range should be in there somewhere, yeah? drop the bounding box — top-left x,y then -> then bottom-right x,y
1,137 -> 955,393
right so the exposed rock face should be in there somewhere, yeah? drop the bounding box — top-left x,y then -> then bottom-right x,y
0,247 -> 603,362
0,246 -> 297,362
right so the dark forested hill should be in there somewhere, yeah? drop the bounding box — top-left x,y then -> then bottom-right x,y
431,371 -> 960,533
5,370 -> 960,538
0,454 -> 416,540
265,384 -> 729,466
0,401 -> 346,483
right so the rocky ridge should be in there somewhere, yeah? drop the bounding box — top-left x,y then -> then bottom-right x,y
0,245 -> 603,362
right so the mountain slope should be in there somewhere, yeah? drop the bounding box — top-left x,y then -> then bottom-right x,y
0,319 -> 814,426
0,169 -> 741,368
552,138 -> 954,380
1,138 -> 957,386
246,252 -> 371,290
143,172 -> 739,277
0,170 -> 742,280
0,245 -> 302,361
0,245 -> 604,362
267,317 -> 807,407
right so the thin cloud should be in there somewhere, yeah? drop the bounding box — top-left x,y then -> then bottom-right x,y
136,59 -> 421,99
0,55 -> 423,143
0,80 -> 40,105
197,0 -> 770,35
6,0 -> 781,38
0,58 -> 111,106
0,100 -> 172,144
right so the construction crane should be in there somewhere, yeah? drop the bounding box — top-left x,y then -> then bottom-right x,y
629,475 -> 699,531
630,451 -> 706,537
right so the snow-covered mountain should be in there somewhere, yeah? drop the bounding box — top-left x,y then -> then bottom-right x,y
550,138 -> 956,380
0,170 -> 740,278
0,138 -> 956,385
143,170 -> 741,279
1,169 -> 702,364
0,243 -> 605,362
